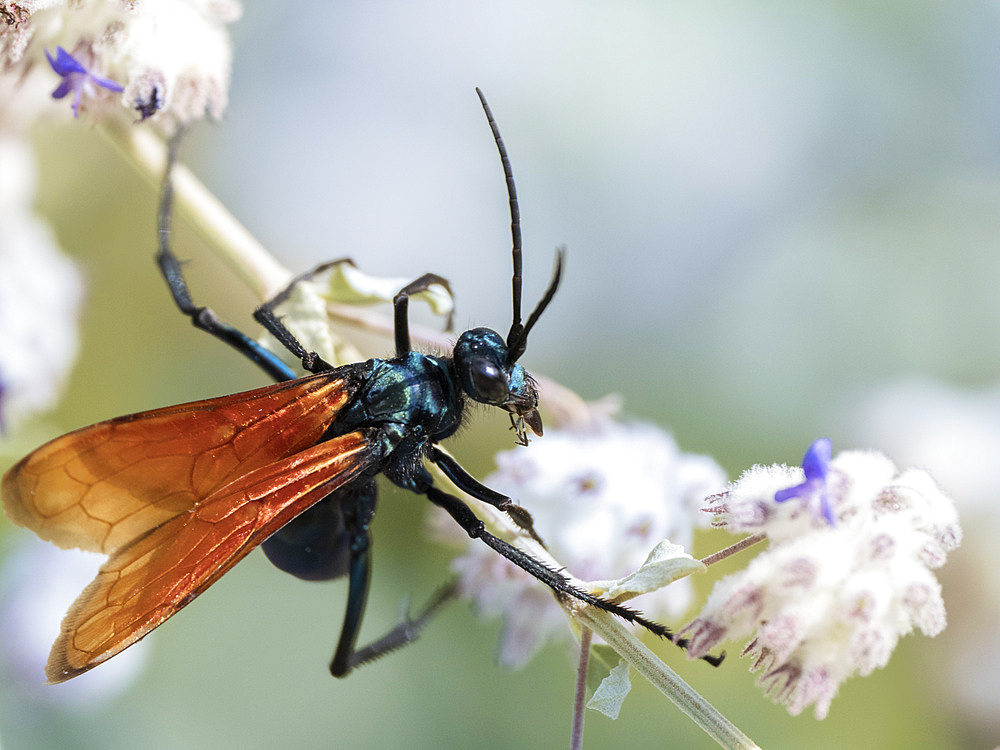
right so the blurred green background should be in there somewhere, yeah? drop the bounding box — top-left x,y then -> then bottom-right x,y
2,1 -> 998,747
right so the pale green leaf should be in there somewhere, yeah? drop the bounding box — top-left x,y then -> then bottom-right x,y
586,661 -> 632,719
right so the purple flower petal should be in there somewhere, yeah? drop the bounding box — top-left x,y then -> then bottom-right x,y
775,438 -> 835,526
90,73 -> 125,94
802,437 -> 831,482
50,79 -> 74,100
44,46 -> 123,118
45,47 -> 86,76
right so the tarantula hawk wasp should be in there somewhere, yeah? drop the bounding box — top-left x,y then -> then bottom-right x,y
2,90 -> 711,684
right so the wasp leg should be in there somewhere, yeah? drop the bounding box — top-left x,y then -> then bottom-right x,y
421,475 -> 726,666
328,482 -> 375,677
337,580 -> 458,674
420,482 -> 682,639
252,260 -> 361,374
328,480 -> 455,676
428,445 -> 544,545
156,133 -> 298,383
392,273 -> 453,356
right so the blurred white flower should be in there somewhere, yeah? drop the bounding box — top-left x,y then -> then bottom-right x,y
685,439 -> 962,719
0,133 -> 83,432
2,0 -> 240,126
846,377 -> 1000,735
433,418 -> 727,668
0,540 -> 148,706
847,378 -> 1000,513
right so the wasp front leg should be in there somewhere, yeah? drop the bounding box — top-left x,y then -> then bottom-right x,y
428,445 -> 544,545
156,132 -> 299,383
392,274 -> 453,356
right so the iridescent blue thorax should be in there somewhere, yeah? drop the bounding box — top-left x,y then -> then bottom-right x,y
338,351 -> 464,445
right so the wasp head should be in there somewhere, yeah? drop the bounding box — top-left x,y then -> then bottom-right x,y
453,327 -> 542,446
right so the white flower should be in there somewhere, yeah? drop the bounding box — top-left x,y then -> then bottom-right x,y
847,377 -> 1000,732
2,0 -> 240,126
685,439 -> 962,719
0,540 -> 148,706
434,419 -> 727,668
0,133 -> 83,431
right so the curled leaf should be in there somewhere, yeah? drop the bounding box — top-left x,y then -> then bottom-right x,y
587,540 -> 706,604
258,260 -> 455,367
325,260 -> 454,317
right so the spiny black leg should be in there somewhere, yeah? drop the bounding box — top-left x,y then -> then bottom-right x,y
429,446 -> 544,545
423,480 -> 726,666
329,482 -> 457,676
156,132 -> 298,383
421,484 -> 672,637
392,273 -> 453,357
346,580 -> 458,669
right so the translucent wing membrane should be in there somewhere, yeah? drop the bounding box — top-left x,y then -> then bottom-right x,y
0,373 -> 378,681
47,430 -> 376,682
2,373 -> 352,554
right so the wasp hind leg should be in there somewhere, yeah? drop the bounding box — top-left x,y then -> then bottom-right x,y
331,577 -> 458,677
324,479 -> 457,677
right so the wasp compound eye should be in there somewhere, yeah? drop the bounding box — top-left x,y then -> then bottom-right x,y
469,358 -> 509,403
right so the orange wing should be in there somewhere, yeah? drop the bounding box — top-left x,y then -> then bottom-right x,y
46,429 -> 378,682
2,372 -> 353,554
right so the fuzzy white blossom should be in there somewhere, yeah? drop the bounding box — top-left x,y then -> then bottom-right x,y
2,0 -> 240,126
0,0 -> 241,426
433,419 -> 727,668
0,540 -> 148,704
0,134 -> 83,431
848,378 -> 1000,734
684,438 -> 962,719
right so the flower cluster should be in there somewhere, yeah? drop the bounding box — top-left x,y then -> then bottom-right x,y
0,133 -> 83,433
684,439 -> 962,718
2,0 -> 240,127
433,418 -> 727,667
0,0 -> 242,429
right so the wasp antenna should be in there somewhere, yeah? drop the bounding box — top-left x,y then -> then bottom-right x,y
507,247 -> 564,364
475,88 -> 525,351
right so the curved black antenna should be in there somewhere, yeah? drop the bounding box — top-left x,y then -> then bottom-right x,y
476,86 -> 522,348
508,247 -> 563,364
475,88 -> 565,365
475,88 -> 524,347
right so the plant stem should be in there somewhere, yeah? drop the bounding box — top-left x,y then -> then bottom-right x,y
570,628 -> 592,750
700,533 -> 766,567
100,123 -> 293,299
572,606 -> 760,750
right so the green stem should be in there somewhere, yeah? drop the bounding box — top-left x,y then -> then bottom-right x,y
100,124 -> 293,299
573,606 -> 760,750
